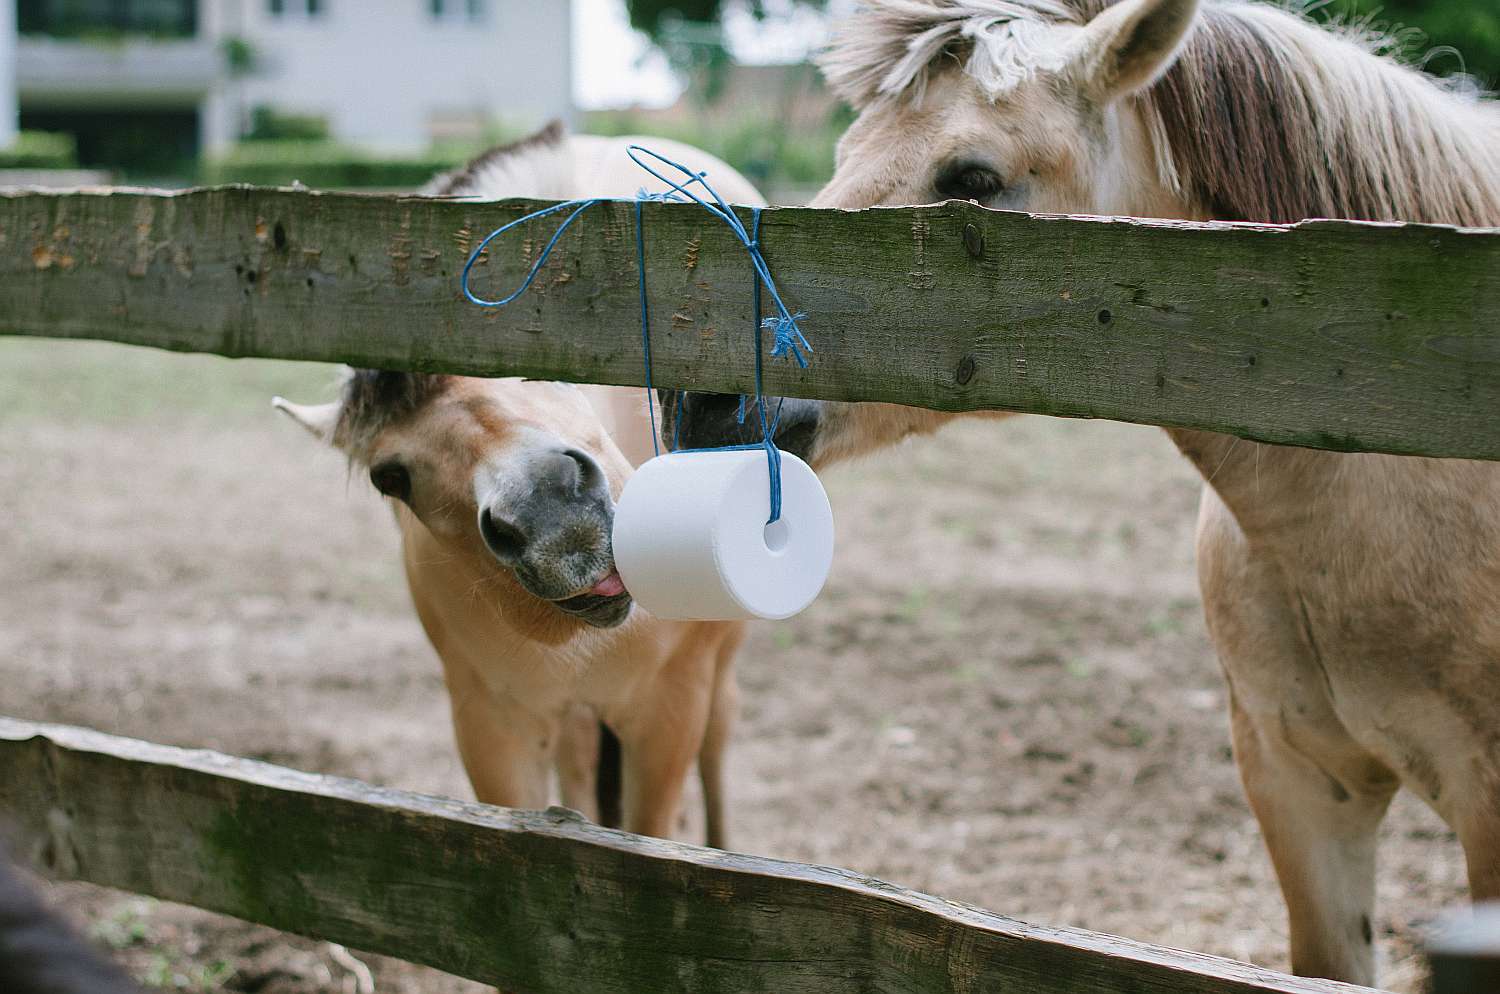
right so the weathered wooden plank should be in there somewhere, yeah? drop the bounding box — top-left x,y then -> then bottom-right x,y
1,187 -> 1498,460
1429,905 -> 1500,994
0,716 -> 1379,994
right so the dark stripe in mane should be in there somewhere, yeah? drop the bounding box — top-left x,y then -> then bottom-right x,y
1151,5 -> 1494,224
1152,7 -> 1330,223
427,118 -> 566,197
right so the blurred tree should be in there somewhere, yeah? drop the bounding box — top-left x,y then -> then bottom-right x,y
1341,0 -> 1500,84
623,2 -> 830,102
623,1 -> 826,40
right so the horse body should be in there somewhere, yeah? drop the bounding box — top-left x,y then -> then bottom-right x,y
666,0 -> 1499,983
279,126 -> 762,844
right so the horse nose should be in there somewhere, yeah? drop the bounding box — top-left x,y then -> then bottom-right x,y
477,447 -> 610,565
670,393 -> 762,450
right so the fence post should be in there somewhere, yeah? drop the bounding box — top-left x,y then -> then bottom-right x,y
1429,904 -> 1500,994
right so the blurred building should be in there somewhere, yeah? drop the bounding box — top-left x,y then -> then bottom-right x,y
1,0 -> 573,171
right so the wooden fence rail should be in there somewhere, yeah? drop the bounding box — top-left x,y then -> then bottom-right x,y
1428,905 -> 1500,994
0,716 -> 1381,994
2,187 -> 1499,460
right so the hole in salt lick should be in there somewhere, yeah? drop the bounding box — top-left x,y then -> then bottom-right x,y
763,518 -> 789,553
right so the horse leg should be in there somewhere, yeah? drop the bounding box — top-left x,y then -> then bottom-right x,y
444,659 -> 553,810
1198,488 -> 1398,986
698,627 -> 744,849
613,644 -> 716,840
554,704 -> 602,823
1229,697 -> 1397,985
1454,784 -> 1500,901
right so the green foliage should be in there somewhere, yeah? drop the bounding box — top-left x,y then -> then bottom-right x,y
200,140 -> 465,189
0,131 -> 79,169
245,106 -> 330,142
621,0 -> 831,101
585,110 -> 839,189
221,36 -> 257,76
1338,0 -> 1500,84
624,1 -> 825,39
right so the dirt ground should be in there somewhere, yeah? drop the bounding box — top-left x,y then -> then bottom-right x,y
0,338 -> 1469,993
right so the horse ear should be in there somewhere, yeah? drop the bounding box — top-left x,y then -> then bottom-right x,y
1071,0 -> 1199,100
272,397 -> 341,444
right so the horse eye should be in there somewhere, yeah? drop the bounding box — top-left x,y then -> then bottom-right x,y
936,165 -> 1004,204
370,461 -> 411,502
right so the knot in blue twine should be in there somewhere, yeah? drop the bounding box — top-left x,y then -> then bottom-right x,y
460,144 -> 811,523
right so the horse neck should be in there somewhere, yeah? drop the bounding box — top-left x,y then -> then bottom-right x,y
1146,9 -> 1500,532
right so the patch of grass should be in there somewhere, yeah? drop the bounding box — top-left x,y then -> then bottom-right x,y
0,339 -> 339,425
88,899 -> 154,949
138,951 -> 235,991
898,585 -> 929,622
1143,612 -> 1184,638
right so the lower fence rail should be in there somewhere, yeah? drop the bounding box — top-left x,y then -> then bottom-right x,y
0,716 -> 1379,994
1428,905 -> 1500,994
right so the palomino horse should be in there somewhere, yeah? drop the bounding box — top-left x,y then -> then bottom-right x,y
277,125 -> 763,845
667,0 -> 1500,984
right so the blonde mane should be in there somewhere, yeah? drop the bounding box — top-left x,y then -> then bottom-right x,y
820,0 -> 1500,225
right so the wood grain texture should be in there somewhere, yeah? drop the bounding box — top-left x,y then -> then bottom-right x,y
1428,905 -> 1500,994
1,187 -> 1497,459
0,716 -> 1383,994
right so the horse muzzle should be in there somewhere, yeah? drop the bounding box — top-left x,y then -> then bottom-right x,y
476,446 -> 632,628
658,391 -> 821,465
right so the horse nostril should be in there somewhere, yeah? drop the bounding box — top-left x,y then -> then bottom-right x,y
479,507 -> 527,563
560,448 -> 604,495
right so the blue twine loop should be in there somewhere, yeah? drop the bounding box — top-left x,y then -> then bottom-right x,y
461,144 -> 809,524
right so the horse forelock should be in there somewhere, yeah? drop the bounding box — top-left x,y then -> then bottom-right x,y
335,369 -> 452,456
822,0 -> 1500,226
819,0 -> 1087,107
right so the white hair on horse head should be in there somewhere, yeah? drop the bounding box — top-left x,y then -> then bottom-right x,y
820,0 -> 1500,224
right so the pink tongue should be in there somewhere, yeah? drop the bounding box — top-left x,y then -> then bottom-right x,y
590,572 -> 626,598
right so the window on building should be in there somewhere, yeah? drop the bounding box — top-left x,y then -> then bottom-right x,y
269,0 -> 324,17
430,0 -> 485,22
18,0 -> 198,38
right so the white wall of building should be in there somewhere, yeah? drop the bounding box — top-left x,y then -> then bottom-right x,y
206,0 -> 573,153
0,0 -> 17,145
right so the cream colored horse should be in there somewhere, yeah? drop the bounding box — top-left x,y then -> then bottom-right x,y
666,0 -> 1500,984
277,126 -> 765,845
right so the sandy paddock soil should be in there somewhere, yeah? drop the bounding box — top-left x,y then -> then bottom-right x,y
0,339 -> 1469,993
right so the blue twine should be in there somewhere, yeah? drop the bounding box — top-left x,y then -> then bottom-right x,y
460,144 -> 809,524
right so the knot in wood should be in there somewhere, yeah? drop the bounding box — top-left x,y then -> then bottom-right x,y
962,223 -> 985,259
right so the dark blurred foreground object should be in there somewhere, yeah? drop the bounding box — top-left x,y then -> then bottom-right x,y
0,844 -> 141,994
1429,903 -> 1500,994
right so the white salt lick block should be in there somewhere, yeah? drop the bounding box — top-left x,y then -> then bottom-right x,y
612,449 -> 835,620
